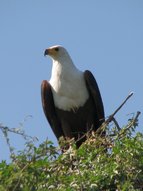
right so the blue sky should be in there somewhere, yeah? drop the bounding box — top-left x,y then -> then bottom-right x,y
0,1 -> 143,161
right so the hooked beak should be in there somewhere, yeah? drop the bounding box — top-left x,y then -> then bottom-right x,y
44,49 -> 49,56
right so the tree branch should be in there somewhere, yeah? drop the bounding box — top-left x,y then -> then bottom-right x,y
118,111 -> 141,138
105,92 -> 134,125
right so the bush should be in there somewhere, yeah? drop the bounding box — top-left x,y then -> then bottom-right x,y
0,111 -> 143,191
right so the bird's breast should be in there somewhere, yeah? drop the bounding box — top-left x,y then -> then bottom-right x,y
50,74 -> 89,111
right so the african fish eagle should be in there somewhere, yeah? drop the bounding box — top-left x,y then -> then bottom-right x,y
41,45 -> 105,147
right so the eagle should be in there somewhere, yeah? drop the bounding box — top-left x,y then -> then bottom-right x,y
41,45 -> 105,148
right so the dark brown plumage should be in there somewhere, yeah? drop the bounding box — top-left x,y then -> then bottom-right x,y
41,70 -> 105,148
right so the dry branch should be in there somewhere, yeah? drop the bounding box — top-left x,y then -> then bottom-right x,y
105,92 -> 134,125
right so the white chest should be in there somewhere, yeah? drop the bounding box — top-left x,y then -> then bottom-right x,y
49,63 -> 89,111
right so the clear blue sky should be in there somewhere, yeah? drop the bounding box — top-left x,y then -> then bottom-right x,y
0,1 -> 143,161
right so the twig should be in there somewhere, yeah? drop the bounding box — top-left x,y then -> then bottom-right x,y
132,111 -> 141,126
112,117 -> 121,131
118,111 -> 141,138
0,125 -> 37,141
105,92 -> 134,125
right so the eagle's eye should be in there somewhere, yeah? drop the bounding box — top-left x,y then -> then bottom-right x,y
55,47 -> 59,52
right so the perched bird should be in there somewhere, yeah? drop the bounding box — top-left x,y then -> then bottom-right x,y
41,45 -> 105,147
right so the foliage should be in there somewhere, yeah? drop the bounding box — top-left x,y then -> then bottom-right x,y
0,112 -> 143,191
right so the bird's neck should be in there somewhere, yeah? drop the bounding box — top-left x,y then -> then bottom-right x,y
50,56 -> 80,81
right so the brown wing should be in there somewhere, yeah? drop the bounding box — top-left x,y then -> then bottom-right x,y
41,80 -> 64,139
84,70 -> 105,126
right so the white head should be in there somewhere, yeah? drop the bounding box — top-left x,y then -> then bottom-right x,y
44,45 -> 73,63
